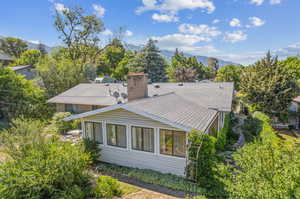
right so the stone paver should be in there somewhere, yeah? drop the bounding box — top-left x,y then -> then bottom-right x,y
123,189 -> 179,199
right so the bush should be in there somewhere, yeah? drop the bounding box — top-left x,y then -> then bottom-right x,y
92,176 -> 121,198
50,112 -> 79,134
226,112 -> 300,199
242,116 -> 262,142
83,138 -> 101,165
216,114 -> 231,151
0,118 -> 92,199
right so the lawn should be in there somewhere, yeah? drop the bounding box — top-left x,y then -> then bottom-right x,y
96,162 -> 206,194
277,130 -> 300,144
119,181 -> 142,197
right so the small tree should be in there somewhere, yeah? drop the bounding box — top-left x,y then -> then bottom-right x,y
15,49 -> 41,66
215,64 -> 243,90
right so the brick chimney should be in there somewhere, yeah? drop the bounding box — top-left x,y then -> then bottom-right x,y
127,72 -> 148,101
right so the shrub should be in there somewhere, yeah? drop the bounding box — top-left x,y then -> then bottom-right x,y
0,118 -> 92,199
216,114 -> 231,151
92,176 -> 121,198
187,130 -> 217,186
226,112 -> 300,199
50,112 -> 79,134
83,138 -> 101,165
242,116 -> 262,142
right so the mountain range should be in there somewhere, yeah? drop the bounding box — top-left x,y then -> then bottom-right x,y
1,37 -> 238,66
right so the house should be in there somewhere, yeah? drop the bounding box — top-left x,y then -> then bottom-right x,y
0,53 -> 13,66
12,65 -> 36,80
62,73 -> 234,176
288,96 -> 300,129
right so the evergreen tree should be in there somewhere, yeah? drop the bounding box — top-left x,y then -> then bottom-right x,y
128,39 -> 167,82
240,52 -> 297,115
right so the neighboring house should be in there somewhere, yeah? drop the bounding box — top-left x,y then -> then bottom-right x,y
61,73 -> 234,176
288,96 -> 300,129
0,53 -> 13,66
12,65 -> 36,80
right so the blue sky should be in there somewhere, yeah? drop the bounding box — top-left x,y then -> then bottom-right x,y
0,0 -> 299,64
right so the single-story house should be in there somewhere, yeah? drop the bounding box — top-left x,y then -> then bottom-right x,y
62,73 -> 234,176
12,65 -> 36,80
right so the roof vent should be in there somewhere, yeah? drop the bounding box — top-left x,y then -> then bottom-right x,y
117,100 -> 122,104
178,83 -> 184,86
153,94 -> 158,97
122,82 -> 127,87
154,84 -> 160,88
105,83 -> 110,86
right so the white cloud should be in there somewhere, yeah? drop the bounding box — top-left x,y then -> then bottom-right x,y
54,3 -> 68,13
29,40 -> 40,44
93,4 -> 105,17
212,19 -> 220,24
229,18 -> 241,27
178,24 -> 221,39
249,16 -> 265,27
102,29 -> 113,36
136,0 -> 215,14
125,30 -> 133,37
223,31 -> 247,43
270,0 -> 281,4
152,13 -> 179,22
152,34 -> 211,49
250,0 -> 264,5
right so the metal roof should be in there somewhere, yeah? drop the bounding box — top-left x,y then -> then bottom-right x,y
11,65 -> 33,71
48,82 -> 234,112
65,93 -> 218,131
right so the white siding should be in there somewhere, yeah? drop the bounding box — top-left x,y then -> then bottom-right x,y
83,108 -> 187,176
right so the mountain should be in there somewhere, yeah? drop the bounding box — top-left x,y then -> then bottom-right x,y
125,43 -> 239,67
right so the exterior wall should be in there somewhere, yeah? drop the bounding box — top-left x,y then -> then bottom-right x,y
289,102 -> 298,112
55,104 -> 107,114
82,109 -> 187,176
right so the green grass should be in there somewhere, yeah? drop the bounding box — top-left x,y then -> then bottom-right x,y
119,181 -> 141,196
96,162 -> 206,194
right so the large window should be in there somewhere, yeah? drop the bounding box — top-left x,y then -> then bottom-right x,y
131,126 -> 154,153
85,122 -> 103,144
160,129 -> 186,158
107,124 -> 127,148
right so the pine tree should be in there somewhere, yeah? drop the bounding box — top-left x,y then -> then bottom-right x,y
128,39 -> 167,82
240,52 -> 297,116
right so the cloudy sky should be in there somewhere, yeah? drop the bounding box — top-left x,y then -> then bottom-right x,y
0,0 -> 299,64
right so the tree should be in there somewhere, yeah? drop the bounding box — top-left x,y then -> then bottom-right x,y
37,43 -> 48,55
14,49 -> 41,66
0,67 -> 50,120
215,64 -> 243,90
173,67 -> 197,82
167,49 -> 205,82
97,39 -> 126,76
112,50 -> 135,80
54,6 -> 104,63
279,56 -> 300,80
128,39 -> 167,82
239,52 -> 297,116
0,37 -> 28,58
36,56 -> 89,97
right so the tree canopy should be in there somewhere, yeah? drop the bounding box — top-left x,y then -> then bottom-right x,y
128,39 -> 167,82
14,49 -> 42,66
0,37 -> 28,58
215,64 -> 243,90
239,52 -> 297,115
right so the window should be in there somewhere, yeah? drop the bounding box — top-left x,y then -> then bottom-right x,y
131,126 -> 154,153
107,124 -> 126,148
160,129 -> 186,158
65,104 -> 74,113
84,122 -> 103,144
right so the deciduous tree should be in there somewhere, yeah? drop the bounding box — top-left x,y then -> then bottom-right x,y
215,64 -> 243,90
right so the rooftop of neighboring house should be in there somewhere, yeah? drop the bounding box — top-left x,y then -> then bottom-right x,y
0,53 -> 13,61
48,81 -> 234,112
11,65 -> 33,71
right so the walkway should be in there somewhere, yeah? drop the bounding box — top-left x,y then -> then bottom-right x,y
233,115 -> 246,149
